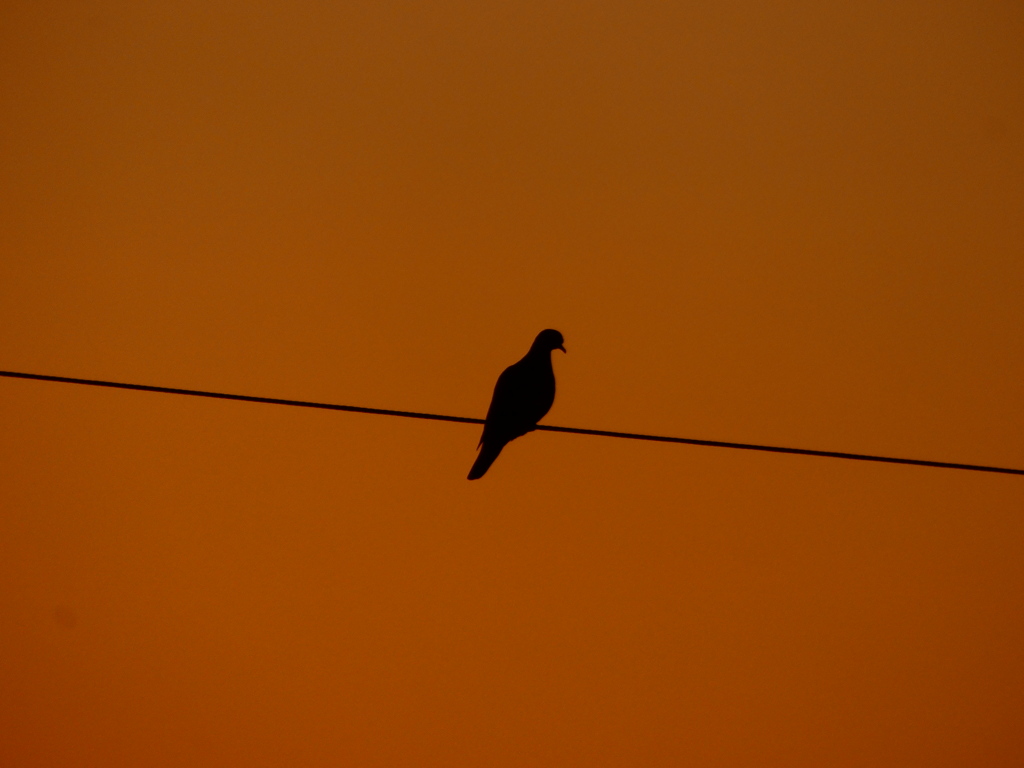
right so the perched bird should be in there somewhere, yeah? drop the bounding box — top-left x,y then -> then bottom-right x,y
468,329 -> 566,480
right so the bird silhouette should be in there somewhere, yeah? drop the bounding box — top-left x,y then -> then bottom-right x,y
468,329 -> 566,480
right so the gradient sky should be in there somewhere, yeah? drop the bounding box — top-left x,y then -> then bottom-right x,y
2,1 -> 1023,765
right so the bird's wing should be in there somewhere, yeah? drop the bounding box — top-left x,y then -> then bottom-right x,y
479,364 -> 519,447
479,359 -> 554,447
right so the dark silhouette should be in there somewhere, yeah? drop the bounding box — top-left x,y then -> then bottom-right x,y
468,329 -> 566,480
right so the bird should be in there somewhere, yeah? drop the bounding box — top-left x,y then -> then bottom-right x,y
468,329 -> 566,480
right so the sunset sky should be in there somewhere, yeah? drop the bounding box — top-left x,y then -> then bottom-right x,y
2,1 -> 1023,765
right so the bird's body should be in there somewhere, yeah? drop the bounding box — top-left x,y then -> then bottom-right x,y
468,329 -> 565,480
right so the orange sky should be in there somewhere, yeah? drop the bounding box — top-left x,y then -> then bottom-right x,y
2,1 -> 1023,765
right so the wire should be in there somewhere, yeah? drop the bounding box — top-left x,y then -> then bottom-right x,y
1,369 -> 1021,476
0,370 -> 482,424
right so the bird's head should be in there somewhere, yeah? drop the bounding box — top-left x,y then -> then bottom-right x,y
534,328 -> 566,353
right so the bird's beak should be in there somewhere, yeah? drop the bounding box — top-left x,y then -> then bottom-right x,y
558,344 -> 566,353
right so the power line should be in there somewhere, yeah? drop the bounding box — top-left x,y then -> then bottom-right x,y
1,369 -> 1021,477
0,370 -> 482,424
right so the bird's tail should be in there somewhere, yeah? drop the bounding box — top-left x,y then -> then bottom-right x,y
468,441 -> 505,480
